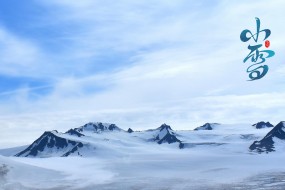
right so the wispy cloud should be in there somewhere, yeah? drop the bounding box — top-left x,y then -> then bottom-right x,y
0,27 -> 43,76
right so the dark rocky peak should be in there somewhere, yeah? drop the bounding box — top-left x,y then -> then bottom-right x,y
194,123 -> 219,131
252,121 -> 273,129
108,123 -> 119,130
66,129 -> 85,137
153,124 -> 184,148
249,121 -> 285,153
156,124 -> 173,132
263,122 -> 285,140
15,131 -> 84,157
41,131 -> 58,137
127,128 -> 134,133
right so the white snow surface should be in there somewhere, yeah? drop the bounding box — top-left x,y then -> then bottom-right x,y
1,123 -> 285,189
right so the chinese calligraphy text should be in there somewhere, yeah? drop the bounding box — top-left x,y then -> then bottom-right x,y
240,17 -> 275,81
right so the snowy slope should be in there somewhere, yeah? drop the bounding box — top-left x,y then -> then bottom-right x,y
0,155 -> 67,189
3,121 -> 285,189
0,145 -> 28,157
178,123 -> 272,153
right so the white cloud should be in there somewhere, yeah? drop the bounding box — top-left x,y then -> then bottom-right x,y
0,27 -> 44,76
1,0 -> 285,147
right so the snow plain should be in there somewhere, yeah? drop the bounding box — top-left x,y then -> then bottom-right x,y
1,123 -> 285,190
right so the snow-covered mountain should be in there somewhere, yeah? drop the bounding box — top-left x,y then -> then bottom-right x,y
13,121 -> 281,158
15,123 -> 185,157
74,122 -> 122,133
152,124 -> 184,148
194,123 -> 219,130
15,131 -> 85,157
250,121 -> 285,153
14,123 -> 125,158
252,121 -> 273,129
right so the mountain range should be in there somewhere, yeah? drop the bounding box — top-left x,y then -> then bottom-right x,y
13,121 -> 285,157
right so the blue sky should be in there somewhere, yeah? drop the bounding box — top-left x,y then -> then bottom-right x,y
1,0 -> 285,147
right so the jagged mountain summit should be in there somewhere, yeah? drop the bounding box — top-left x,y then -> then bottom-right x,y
250,121 -> 285,153
194,123 -> 220,131
153,124 -> 184,148
252,121 -> 273,129
15,131 -> 84,157
127,128 -> 134,133
74,122 -> 122,133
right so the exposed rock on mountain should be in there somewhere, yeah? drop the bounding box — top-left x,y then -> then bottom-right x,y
74,122 -> 122,133
127,128 -> 134,133
252,121 -> 273,129
250,122 -> 285,153
15,131 -> 84,157
154,124 -> 184,148
194,123 -> 219,131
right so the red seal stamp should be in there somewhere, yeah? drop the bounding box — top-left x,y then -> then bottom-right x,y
265,40 -> 270,48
